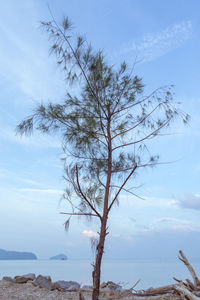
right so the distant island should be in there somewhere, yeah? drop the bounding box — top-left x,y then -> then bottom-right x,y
0,248 -> 37,260
49,254 -> 68,260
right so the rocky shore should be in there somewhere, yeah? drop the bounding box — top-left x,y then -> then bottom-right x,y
0,274 -> 129,300
0,276 -> 177,300
0,272 -> 193,300
0,275 -> 140,300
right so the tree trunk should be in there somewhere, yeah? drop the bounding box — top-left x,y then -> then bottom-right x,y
92,112 -> 112,300
92,218 -> 107,300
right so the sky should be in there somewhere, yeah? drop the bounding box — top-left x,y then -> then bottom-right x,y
0,0 -> 200,261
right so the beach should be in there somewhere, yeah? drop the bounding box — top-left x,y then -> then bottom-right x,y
0,278 -> 181,300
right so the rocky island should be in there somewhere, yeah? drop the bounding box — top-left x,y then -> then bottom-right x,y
49,254 -> 68,260
0,248 -> 37,260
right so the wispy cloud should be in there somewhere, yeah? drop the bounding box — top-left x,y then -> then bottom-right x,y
0,168 -> 45,188
18,178 -> 45,187
113,217 -> 200,240
18,188 -> 63,195
153,217 -> 200,233
115,20 -> 193,63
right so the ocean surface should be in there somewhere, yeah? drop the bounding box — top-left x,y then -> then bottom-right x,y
0,258 -> 199,290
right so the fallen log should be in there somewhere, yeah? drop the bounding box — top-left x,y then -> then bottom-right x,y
131,284 -> 175,296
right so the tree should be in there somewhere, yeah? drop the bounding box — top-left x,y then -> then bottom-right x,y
17,15 -> 189,300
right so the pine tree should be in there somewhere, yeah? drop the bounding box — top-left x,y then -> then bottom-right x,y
17,15 -> 189,300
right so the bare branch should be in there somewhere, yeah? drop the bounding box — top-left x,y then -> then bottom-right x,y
62,193 -> 82,214
113,118 -> 171,151
112,87 -> 162,116
60,212 -> 99,217
137,159 -> 180,169
112,103 -> 161,140
110,185 -> 145,200
75,165 -> 102,220
178,250 -> 200,287
97,172 -> 106,188
108,164 -> 137,212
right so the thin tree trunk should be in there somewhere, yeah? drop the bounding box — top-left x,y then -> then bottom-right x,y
92,112 -> 112,300
92,218 -> 107,300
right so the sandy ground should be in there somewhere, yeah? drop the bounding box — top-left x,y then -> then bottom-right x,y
0,279 -> 181,300
0,280 -> 90,300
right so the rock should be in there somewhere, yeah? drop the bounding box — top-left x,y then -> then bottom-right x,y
32,275 -> 54,290
2,276 -> 15,283
100,282 -> 107,289
54,280 -> 80,291
14,273 -> 35,283
81,285 -> 93,290
23,273 -> 36,280
100,281 -> 122,292
107,281 -> 122,291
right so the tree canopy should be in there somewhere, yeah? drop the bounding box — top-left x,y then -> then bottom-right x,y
17,15 -> 189,300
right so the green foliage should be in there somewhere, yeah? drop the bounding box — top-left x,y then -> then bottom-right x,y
17,16 -> 189,219
17,17 -> 190,298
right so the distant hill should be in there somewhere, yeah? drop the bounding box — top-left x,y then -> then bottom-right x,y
49,253 -> 68,260
0,249 -> 37,260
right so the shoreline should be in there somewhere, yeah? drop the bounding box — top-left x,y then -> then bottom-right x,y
0,258 -> 188,290
0,279 -> 179,300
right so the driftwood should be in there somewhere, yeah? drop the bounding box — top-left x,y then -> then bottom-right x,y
117,250 -> 200,299
178,250 -> 200,289
174,282 -> 200,300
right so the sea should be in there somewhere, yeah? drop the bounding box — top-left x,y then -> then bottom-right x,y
0,258 -> 199,290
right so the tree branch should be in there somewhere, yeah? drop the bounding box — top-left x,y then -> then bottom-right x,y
112,118 -> 171,151
110,185 -> 145,200
97,172 -> 106,188
112,103 -> 161,140
178,250 -> 200,288
108,164 -> 137,212
48,7 -> 107,118
75,165 -> 102,220
112,87 -> 162,116
60,212 -> 99,217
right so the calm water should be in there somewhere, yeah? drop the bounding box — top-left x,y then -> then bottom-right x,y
0,259 -> 199,289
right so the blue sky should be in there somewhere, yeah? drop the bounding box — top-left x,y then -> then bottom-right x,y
0,0 -> 200,260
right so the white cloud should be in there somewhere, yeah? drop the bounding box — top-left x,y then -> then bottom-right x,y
115,217 -> 200,239
115,20 -> 193,63
0,168 -> 45,188
109,192 -> 200,242
153,217 -> 200,233
82,230 -> 98,238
